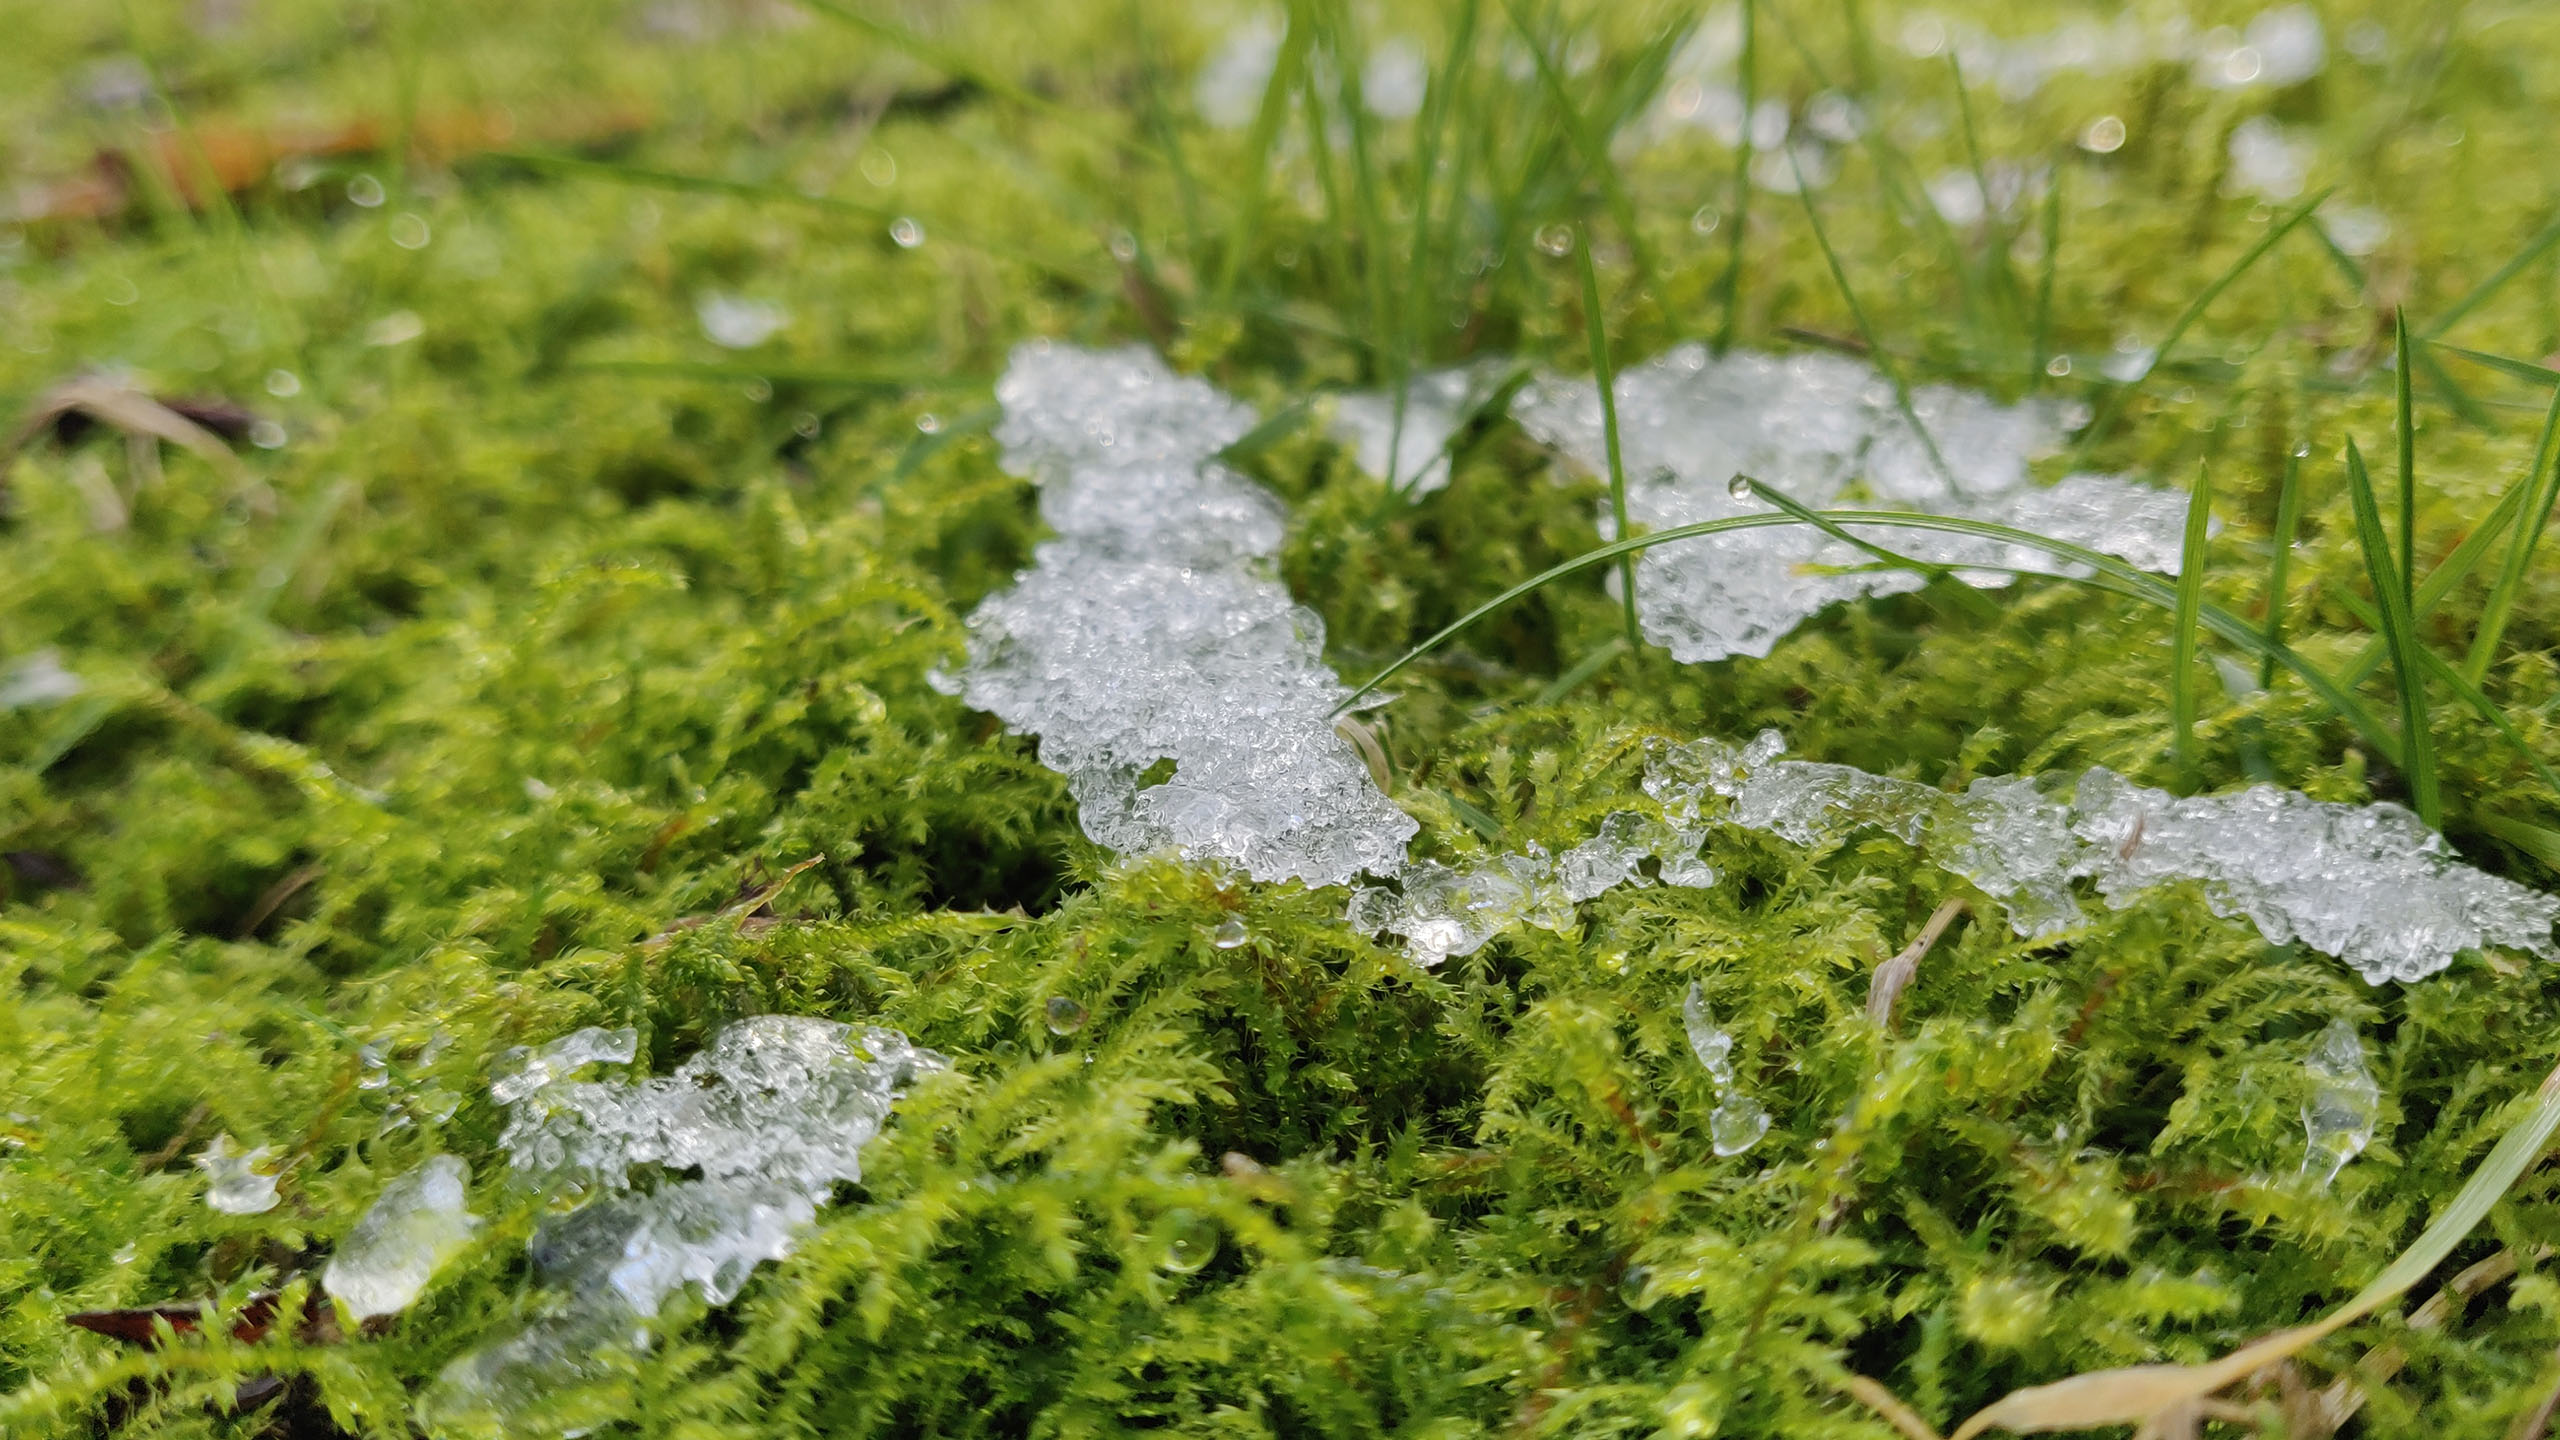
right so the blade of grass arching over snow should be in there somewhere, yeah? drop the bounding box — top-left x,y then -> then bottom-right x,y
2466,382 -> 2560,684
2067,188 -> 2332,470
2346,436 -> 2442,826
1210,13 -> 1312,310
2170,463 -> 2215,768
2397,309 -> 2421,609
1714,0 -> 1758,353
1500,0 -> 1665,320
1331,506 -> 2404,764
2260,445 -> 2307,690
1577,226 -> 1643,650
1953,1058 -> 2560,1440
1794,172 -> 1963,495
2419,211 -> 2560,341
1735,477 -> 1998,621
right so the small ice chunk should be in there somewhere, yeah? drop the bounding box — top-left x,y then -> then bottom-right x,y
1196,16 -> 1282,129
196,1134 -> 279,1215
2321,203 -> 2390,257
2300,1019 -> 2379,1185
1332,363 -> 1509,496
695,293 -> 786,349
1683,983 -> 1770,1156
2227,116 -> 2310,201
1350,811 -> 1708,965
1682,981 -> 1737,1085
1362,38 -> 1429,120
489,1026 -> 638,1105
323,1155 -> 480,1318
2202,5 -> 2325,89
0,649 -> 83,709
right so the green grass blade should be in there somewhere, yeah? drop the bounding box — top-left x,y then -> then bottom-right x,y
1736,477 -> 1997,620
2067,188 -> 2331,469
1532,635 -> 1630,706
2031,166 -> 2062,389
2465,380 -> 2560,684
2396,309 -> 2419,609
2335,468 -> 2534,689
2435,342 -> 2560,388
1501,0 -> 1665,321
1794,175 -> 1962,495
1714,0 -> 1758,352
2344,437 -> 2441,825
2170,462 -> 2215,767
2259,445 -> 2307,690
2476,812 -> 2560,869
1211,13 -> 1313,310
2419,211 -> 2560,340
1577,225 -> 1643,649
2331,587 -> 2560,800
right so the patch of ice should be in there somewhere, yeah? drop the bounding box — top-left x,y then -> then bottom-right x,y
1196,15 -> 1282,129
1362,38 -> 1429,120
1347,811 -> 1712,966
2227,116 -> 2310,201
1656,730 -> 2560,984
953,342 -> 1417,887
2300,1018 -> 2379,1186
1332,363 -> 1509,496
696,293 -> 786,349
489,1025 -> 637,1105
1683,983 -> 1770,1155
0,649 -> 83,709
196,1133 -> 279,1215
430,1017 -> 944,1427
1510,344 -> 2190,664
322,1154 -> 479,1319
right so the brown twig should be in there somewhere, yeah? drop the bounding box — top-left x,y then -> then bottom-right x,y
1834,1372 -> 1945,1440
1868,896 -> 1967,1028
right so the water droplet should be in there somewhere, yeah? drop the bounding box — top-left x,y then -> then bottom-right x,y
265,368 -> 301,398
389,212 -> 431,249
1044,996 -> 1087,1035
102,275 -> 139,306
112,1243 -> 137,1265
1210,918 -> 1250,949
346,173 -> 386,208
916,412 -> 942,434
1689,205 -> 1720,236
793,412 -> 821,439
1109,230 -> 1140,263
741,377 -> 773,404
1533,223 -> 1574,257
1725,474 -> 1754,501
1153,1209 -> 1219,1274
859,148 -> 897,187
1619,1263 -> 1655,1311
2045,355 -> 2072,378
249,420 -> 287,449
2080,115 -> 2127,154
889,216 -> 925,249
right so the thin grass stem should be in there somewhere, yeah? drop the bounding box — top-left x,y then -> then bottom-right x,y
1577,224 -> 1643,649
2171,462 -> 2215,767
2260,445 -> 2307,690
1793,166 -> 1962,495
2344,437 -> 2441,825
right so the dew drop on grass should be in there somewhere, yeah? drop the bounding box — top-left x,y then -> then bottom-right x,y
265,368 -> 300,397
916,412 -> 942,434
1210,918 -> 1250,949
1044,996 -> 1088,1035
889,216 -> 925,249
1690,205 -> 1720,235
2046,355 -> 2072,377
346,173 -> 386,208
1153,1210 -> 1218,1274
1533,223 -> 1574,257
1725,473 -> 1753,501
390,212 -> 431,249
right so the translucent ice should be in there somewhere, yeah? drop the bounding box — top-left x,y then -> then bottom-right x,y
2300,1018 -> 2379,1186
323,1154 -> 479,1319
2227,116 -> 2311,201
489,1025 -> 637,1105
954,342 -> 1416,887
1332,363 -> 1510,496
434,1017 -> 946,1428
694,293 -> 786,349
196,1133 -> 279,1215
1511,344 -> 2189,664
1348,812 -> 1711,966
1683,983 -> 1770,1156
0,649 -> 83,709
1195,15 -> 1281,129
1654,730 -> 2560,983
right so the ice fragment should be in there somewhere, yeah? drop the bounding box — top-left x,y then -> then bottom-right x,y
1331,362 -> 1510,497
489,1026 -> 637,1105
322,1154 -> 479,1318
0,649 -> 83,709
952,343 -> 1416,887
695,293 -> 785,349
196,1133 -> 280,1215
1348,811 -> 1711,966
2300,1019 -> 2379,1186
1683,983 -> 1770,1156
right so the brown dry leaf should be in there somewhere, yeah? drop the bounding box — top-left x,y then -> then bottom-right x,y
4,373 -> 265,511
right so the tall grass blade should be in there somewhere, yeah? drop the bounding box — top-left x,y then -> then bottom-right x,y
2396,308 -> 2419,609
2466,381 -> 2560,684
1211,13 -> 1313,309
2170,462 -> 2215,767
2330,587 -> 2560,800
2420,211 -> 2560,340
2031,167 -> 2062,389
2067,188 -> 2331,469
1502,0 -> 1666,319
2259,445 -> 2306,690
1714,0 -> 1757,352
1793,172 -> 1962,494
2344,437 -> 2441,825
2335,471 -> 2534,688
1577,225 -> 1644,649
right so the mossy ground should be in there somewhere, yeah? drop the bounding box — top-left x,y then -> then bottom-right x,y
8,2 -> 2560,1435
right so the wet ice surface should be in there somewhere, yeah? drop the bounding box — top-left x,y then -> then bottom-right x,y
694,293 -> 786,349
0,649 -> 83,709
952,342 -> 1416,888
429,1017 -> 945,1424
195,1134 -> 279,1215
1888,4 -> 2323,101
322,1155 -> 479,1319
2300,1018 -> 2380,1186
1683,983 -> 1771,1156
1331,363 -> 1510,497
489,1025 -> 637,1105
1660,731 -> 2560,985
1511,343 -> 2186,663
1347,811 -> 1714,968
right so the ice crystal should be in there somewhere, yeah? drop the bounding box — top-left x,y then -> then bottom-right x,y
1510,344 -> 2188,664
694,293 -> 785,349
1331,363 -> 1509,497
1655,730 -> 2560,984
195,1133 -> 279,1215
2300,1019 -> 2380,1187
1683,983 -> 1770,1156
953,342 -> 1416,887
434,1017 -> 945,1426
1348,811 -> 1713,966
0,649 -> 83,709
2227,116 -> 2311,201
322,1155 -> 480,1319
488,1025 -> 636,1105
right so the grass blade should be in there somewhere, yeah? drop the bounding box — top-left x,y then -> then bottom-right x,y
2170,462 -> 2215,767
2259,445 -> 2307,689
2344,437 -> 2441,825
1501,0 -> 1666,321
2420,211 -> 2560,340
1714,0 -> 1758,352
2066,188 -> 2331,469
1532,635 -> 1629,706
2030,165 -> 2062,389
2396,308 -> 2419,609
2465,380 -> 2560,684
1793,171 -> 1962,494
2435,341 -> 2560,388
1211,12 -> 1312,310
1577,224 -> 1643,649
2330,587 -> 2560,800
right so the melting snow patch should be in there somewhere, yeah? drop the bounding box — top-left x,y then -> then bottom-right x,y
1510,344 -> 2184,664
196,1134 -> 279,1215
1331,363 -> 1510,497
1347,811 -> 1715,967
951,341 -> 1417,887
0,649 -> 83,709
427,1017 -> 944,1424
322,1155 -> 479,1319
